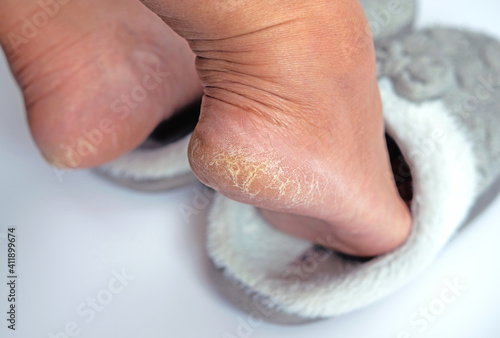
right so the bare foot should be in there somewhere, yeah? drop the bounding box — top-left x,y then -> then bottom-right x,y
146,0 -> 412,256
0,0 -> 202,168
1,0 -> 412,257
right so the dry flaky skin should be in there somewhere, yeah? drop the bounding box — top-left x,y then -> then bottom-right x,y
182,0 -> 412,257
190,137 -> 324,210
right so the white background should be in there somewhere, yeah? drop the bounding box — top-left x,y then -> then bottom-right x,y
1,1 -> 500,337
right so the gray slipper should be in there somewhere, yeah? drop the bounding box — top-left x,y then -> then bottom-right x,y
206,27 -> 500,324
95,0 -> 417,191
360,0 -> 416,41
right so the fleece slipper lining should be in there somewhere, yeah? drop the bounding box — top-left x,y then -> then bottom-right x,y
96,134 -> 193,180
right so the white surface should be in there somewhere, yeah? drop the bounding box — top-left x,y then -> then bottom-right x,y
1,1 -> 500,337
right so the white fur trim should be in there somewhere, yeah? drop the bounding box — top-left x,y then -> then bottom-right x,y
97,134 -> 191,180
207,78 -> 479,318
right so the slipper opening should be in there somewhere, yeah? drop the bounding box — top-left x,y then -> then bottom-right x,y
140,97 -> 202,149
